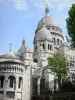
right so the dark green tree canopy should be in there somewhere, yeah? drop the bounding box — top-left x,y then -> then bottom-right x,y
48,53 -> 69,77
66,4 -> 75,46
61,81 -> 75,92
47,53 -> 69,90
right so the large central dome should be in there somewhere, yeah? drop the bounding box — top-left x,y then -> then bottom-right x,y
37,6 -> 59,30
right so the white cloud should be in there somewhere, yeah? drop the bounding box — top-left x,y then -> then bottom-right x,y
0,0 -> 28,10
31,0 -> 75,11
14,0 -> 28,10
31,0 -> 46,9
24,10 -> 42,19
1,0 -> 75,11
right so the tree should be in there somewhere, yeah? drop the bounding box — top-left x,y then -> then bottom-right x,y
61,80 -> 75,92
47,53 -> 69,91
66,4 -> 75,46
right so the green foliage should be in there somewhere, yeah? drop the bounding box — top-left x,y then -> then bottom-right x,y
66,4 -> 75,46
48,53 -> 69,78
47,53 -> 69,90
61,80 -> 75,92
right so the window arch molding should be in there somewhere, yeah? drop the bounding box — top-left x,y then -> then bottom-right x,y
8,75 -> 16,88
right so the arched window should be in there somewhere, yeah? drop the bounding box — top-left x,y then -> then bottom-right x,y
47,27 -> 50,30
8,76 -> 16,88
18,77 -> 22,88
0,75 -> 5,88
57,39 -> 59,46
34,59 -> 38,63
53,38 -> 55,44
43,44 -> 45,50
48,44 -> 52,51
48,44 -> 49,50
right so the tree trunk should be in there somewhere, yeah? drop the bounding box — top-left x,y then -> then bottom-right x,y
54,77 -> 56,91
58,77 -> 61,91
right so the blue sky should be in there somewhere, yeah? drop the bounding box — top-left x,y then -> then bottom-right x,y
0,0 -> 75,54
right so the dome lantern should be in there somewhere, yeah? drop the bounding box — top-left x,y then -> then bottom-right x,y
36,6 -> 59,30
9,43 -> 12,52
45,5 -> 50,16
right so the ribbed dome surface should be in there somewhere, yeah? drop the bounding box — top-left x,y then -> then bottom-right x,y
25,46 -> 32,52
36,26 -> 52,40
37,16 -> 59,30
0,52 -> 22,60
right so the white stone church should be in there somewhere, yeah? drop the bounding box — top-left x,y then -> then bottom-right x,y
0,6 -> 75,100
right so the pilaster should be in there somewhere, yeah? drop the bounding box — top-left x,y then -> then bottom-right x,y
37,77 -> 41,95
15,77 -> 18,100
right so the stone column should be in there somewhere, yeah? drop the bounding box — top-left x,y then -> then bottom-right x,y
37,39 -> 40,53
15,77 -> 18,100
45,40 -> 47,52
4,76 -> 8,100
37,77 -> 41,95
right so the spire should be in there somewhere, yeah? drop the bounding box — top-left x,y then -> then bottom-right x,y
45,5 -> 50,16
9,43 -> 12,52
22,38 -> 25,48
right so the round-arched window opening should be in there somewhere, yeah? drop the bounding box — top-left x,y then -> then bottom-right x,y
43,44 -> 45,50
0,75 -> 5,88
57,39 -> 59,46
34,59 -> 38,63
48,44 -> 49,50
8,76 -> 16,88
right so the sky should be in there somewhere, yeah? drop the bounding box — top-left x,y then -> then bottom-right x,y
0,0 -> 75,54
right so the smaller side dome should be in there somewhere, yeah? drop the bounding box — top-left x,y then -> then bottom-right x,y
0,52 -> 22,60
35,19 -> 52,41
25,46 -> 32,53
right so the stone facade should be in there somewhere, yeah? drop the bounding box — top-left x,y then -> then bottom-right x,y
0,6 -> 75,100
